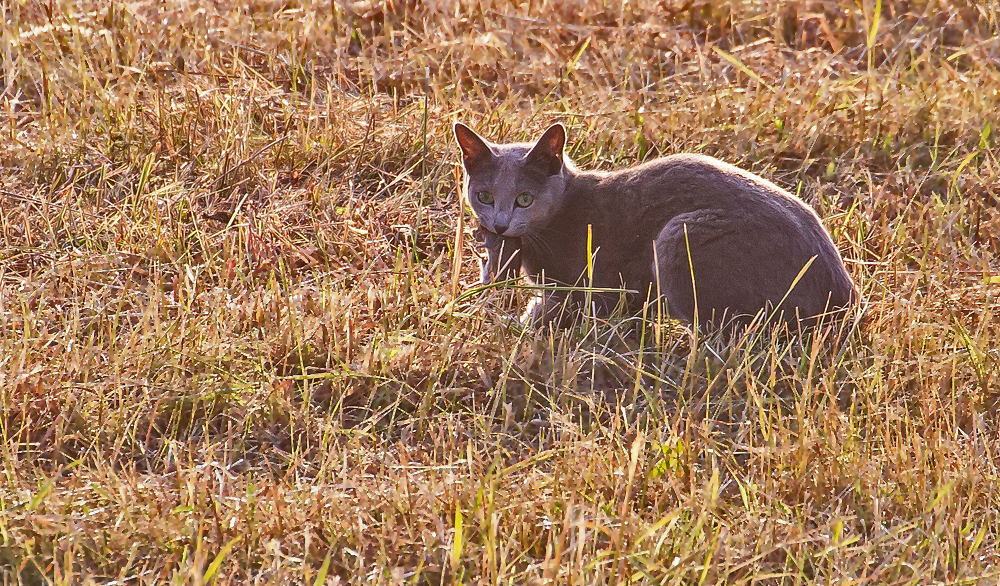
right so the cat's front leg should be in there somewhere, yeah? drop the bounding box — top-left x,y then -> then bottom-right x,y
474,227 -> 522,285
522,288 -> 572,327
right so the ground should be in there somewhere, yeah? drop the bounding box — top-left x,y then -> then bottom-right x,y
1,0 -> 999,583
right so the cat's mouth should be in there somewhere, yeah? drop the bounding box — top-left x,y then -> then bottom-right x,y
488,225 -> 526,238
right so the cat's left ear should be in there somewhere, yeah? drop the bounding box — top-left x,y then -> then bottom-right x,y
526,123 -> 566,176
454,123 -> 494,170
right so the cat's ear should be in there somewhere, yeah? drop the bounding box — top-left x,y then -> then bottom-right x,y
454,123 -> 493,169
526,123 -> 566,176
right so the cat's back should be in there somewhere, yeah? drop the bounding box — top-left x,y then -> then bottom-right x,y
602,153 -> 856,326
616,152 -> 794,202
584,152 -> 815,234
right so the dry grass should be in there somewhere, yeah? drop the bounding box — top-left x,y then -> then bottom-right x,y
1,0 -> 999,583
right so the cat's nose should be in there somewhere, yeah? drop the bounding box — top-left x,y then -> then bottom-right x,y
494,223 -> 509,235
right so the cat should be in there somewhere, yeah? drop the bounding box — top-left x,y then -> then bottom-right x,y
456,122 -> 858,331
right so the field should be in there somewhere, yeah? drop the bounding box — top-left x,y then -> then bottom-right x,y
2,0 -> 999,583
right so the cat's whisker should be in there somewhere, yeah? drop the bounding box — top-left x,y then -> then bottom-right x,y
523,232 -> 556,263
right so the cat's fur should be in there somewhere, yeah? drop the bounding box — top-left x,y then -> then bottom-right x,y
456,122 -> 857,330
473,226 -> 520,284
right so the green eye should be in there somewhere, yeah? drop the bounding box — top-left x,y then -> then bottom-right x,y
515,193 -> 534,207
476,191 -> 494,205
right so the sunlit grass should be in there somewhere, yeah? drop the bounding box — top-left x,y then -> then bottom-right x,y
1,0 -> 998,583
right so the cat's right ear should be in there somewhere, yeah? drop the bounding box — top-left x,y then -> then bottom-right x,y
454,123 -> 493,169
525,123 -> 566,176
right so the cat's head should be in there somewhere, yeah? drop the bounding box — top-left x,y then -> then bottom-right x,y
454,123 -> 570,237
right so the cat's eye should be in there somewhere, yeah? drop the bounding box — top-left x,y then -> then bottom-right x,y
515,193 -> 534,207
476,191 -> 494,205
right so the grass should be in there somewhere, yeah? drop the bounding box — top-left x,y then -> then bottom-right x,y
1,0 -> 999,583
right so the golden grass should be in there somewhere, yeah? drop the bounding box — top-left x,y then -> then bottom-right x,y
1,0 -> 999,583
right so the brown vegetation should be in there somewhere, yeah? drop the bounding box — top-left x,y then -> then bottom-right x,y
1,0 -> 998,583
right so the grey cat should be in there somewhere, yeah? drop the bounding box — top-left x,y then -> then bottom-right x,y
456,122 -> 857,331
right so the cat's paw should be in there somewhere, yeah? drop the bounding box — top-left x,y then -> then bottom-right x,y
522,291 -> 573,328
479,255 -> 493,285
